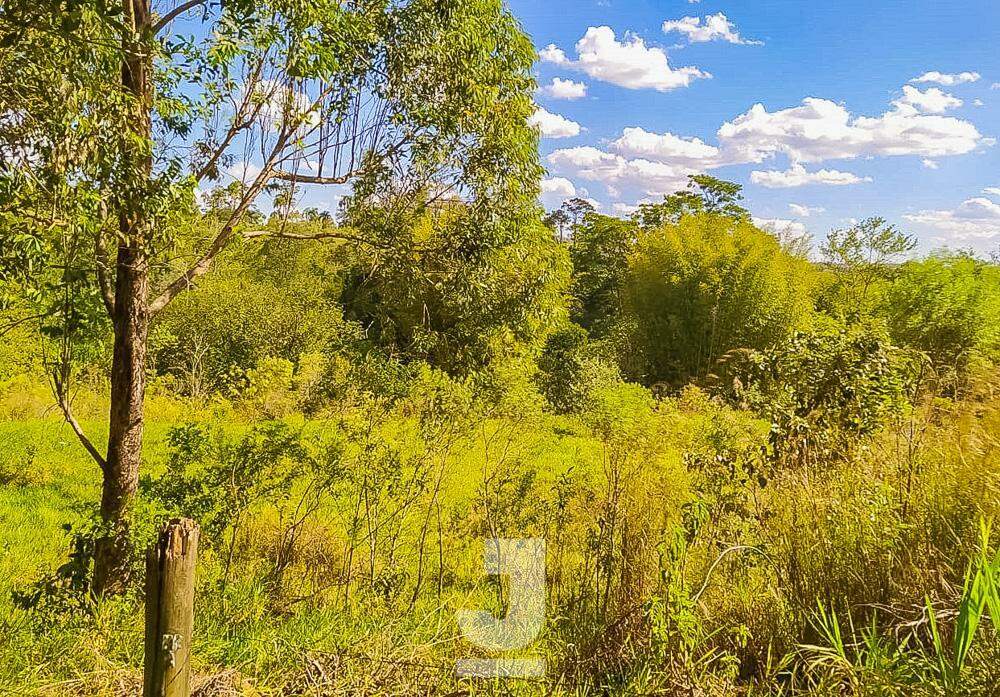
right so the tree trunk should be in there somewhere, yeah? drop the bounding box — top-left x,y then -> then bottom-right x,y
94,244 -> 150,595
92,0 -> 152,597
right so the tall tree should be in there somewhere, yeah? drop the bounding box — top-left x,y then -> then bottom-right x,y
821,217 -> 916,317
633,174 -> 749,230
0,0 -> 540,594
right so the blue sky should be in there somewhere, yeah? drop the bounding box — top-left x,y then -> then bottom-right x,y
510,0 -> 1000,252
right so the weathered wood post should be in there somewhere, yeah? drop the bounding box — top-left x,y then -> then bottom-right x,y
144,518 -> 199,697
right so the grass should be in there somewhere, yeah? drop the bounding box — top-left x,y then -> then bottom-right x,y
0,379 -> 998,695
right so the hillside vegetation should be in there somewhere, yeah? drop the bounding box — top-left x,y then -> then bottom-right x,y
3,194 -> 1000,695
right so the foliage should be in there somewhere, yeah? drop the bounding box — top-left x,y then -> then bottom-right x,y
882,252 -> 1000,380
535,325 -> 620,414
820,217 -> 916,318
625,213 -> 816,386
718,319 -> 908,469
568,213 -> 636,337
633,175 -> 750,230
341,200 -> 571,374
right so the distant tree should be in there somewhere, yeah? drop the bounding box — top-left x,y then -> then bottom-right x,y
0,0 -> 541,594
535,324 -> 619,414
340,198 -> 570,375
569,213 -> 636,337
820,217 -> 916,316
563,198 -> 596,226
633,175 -> 749,230
625,214 -> 815,385
543,197 -> 595,243
543,208 -> 572,242
882,252 -> 1000,379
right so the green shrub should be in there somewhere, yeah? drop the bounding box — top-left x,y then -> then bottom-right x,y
536,325 -> 620,414
625,213 -> 816,386
882,252 -> 1000,381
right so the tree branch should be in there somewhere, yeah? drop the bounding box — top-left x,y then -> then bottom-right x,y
271,170 -> 354,186
152,0 -> 208,35
95,231 -> 116,316
242,229 -> 389,247
0,312 -> 50,338
149,164 -> 276,316
52,370 -> 107,475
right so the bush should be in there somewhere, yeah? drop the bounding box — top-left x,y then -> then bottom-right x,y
717,319 -> 908,469
882,252 -> 1000,382
625,213 -> 816,386
536,325 -> 620,414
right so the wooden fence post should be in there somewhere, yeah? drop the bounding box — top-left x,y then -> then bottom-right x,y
144,518 -> 199,697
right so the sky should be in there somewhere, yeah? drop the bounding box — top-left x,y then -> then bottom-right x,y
509,0 -> 1000,253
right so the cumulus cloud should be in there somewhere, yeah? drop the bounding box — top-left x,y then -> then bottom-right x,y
539,77 -> 588,100
539,26 -> 710,92
717,97 -> 985,164
547,146 -> 691,196
754,217 -> 809,238
529,108 -> 582,138
894,85 -> 962,114
609,126 -> 721,166
984,187 -> 1000,197
226,161 -> 263,182
612,202 -> 642,216
750,163 -> 872,188
922,159 -> 940,169
546,93 -> 989,204
789,203 -> 825,217
540,177 -> 577,198
904,196 -> 1000,241
662,13 -> 761,45
911,71 -> 981,86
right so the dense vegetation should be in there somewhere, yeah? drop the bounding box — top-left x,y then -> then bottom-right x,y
2,1 -> 1000,695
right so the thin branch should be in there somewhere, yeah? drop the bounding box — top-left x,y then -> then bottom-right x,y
0,312 -> 50,338
150,82 -> 348,315
51,369 -> 107,474
242,229 -> 388,247
95,231 -> 115,316
271,171 -> 353,186
149,164 -> 274,316
152,0 -> 209,35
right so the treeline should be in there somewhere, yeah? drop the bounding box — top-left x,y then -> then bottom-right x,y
74,174 -> 998,420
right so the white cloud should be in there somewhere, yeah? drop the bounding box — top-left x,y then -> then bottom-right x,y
754,217 -> 809,238
547,146 -> 691,196
612,202 -> 641,216
788,203 -> 825,217
894,85 -> 962,114
718,97 -> 986,165
540,177 -> 577,198
911,71 -> 981,86
609,126 -> 720,167
539,26 -> 710,92
904,196 -> 1000,241
528,107 -> 582,138
547,93 -> 989,205
662,13 -> 761,45
247,79 -> 320,132
539,77 -> 588,100
750,163 -> 872,188
984,187 -> 1000,197
974,99 -> 985,107
539,45 -> 569,64
226,161 -> 263,182
922,159 -> 940,170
